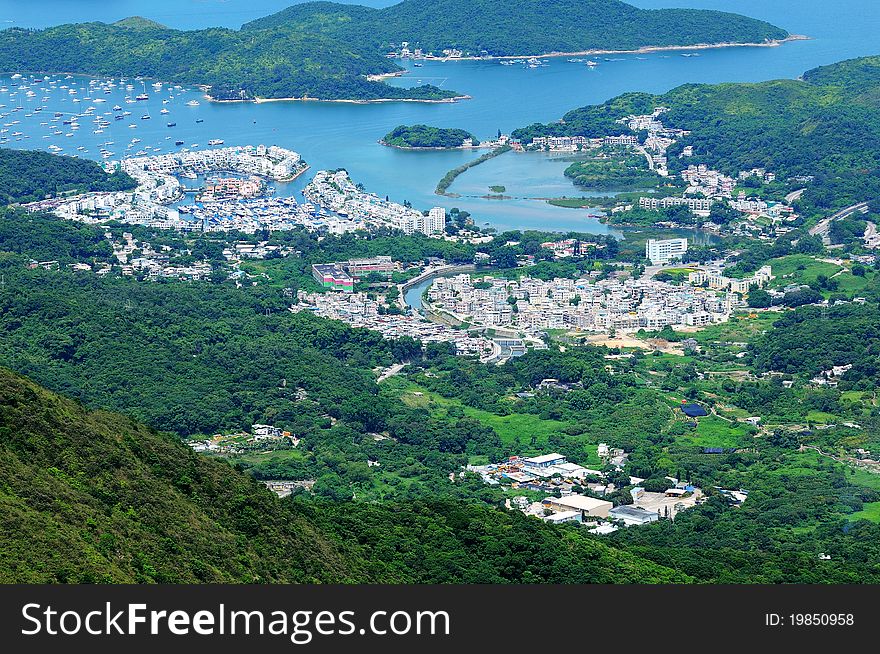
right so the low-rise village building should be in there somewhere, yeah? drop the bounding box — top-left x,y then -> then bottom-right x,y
542,495 -> 613,518
609,505 -> 661,526
426,270 -> 732,335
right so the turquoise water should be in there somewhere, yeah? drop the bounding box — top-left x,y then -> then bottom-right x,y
0,0 -> 877,232
404,277 -> 432,311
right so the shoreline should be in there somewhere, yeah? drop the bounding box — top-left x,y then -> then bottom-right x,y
274,164 -> 310,184
378,139 -> 491,151
403,34 -> 810,62
212,94 -> 472,105
435,144 -> 513,196
365,70 -> 408,82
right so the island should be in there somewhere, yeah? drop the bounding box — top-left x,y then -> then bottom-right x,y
381,125 -> 479,149
244,0 -> 792,58
0,1 -> 793,102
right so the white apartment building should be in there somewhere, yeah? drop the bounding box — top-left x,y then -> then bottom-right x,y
426,207 -> 446,234
646,238 -> 688,265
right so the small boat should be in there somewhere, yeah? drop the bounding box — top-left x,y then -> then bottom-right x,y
195,118 -> 204,123
186,100 -> 200,106
167,122 -> 176,127
208,139 -> 223,145
175,140 -> 184,146
135,93 -> 149,100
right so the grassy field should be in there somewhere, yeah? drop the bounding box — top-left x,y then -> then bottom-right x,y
693,311 -> 779,344
833,269 -> 876,295
848,468 -> 880,492
230,448 -> 306,466
805,410 -> 839,424
684,415 -> 753,448
462,406 -> 569,448
848,501 -> 880,523
766,254 -> 842,288
384,378 -> 577,453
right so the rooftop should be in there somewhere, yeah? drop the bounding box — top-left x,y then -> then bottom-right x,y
547,495 -> 613,512
524,453 -> 566,465
610,505 -> 656,519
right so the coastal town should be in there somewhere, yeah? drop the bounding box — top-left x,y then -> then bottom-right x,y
522,106 -> 801,237
21,145 -> 450,237
6,0 -> 880,607
303,169 -> 446,235
290,287 -> 498,360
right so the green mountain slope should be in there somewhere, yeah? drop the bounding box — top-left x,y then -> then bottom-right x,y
0,21 -> 456,101
112,16 -> 168,30
0,148 -> 135,204
0,367 -> 361,583
244,0 -> 789,56
0,367 -> 689,583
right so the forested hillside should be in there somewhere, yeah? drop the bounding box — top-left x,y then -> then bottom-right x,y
0,148 -> 135,204
0,367 -> 690,583
245,0 -> 788,56
0,20 -> 457,101
512,56 -> 880,220
750,303 -> 880,382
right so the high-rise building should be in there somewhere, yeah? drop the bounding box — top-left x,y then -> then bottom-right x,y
426,206 -> 446,234
645,238 -> 688,265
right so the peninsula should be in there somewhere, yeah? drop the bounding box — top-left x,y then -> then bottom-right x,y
0,18 -> 459,103
510,55 -> 880,232
0,2 -> 791,102
244,0 -> 791,58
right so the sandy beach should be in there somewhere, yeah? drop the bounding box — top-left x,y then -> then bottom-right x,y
412,34 -> 810,62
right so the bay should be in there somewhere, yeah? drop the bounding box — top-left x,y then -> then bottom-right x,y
0,0 -> 877,233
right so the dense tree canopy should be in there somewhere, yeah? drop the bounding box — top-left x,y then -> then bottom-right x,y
0,367 -> 689,583
0,148 -> 134,204
382,125 -> 477,148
